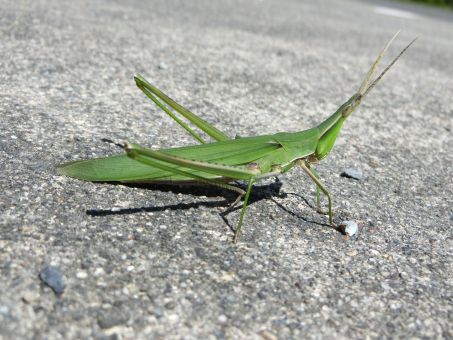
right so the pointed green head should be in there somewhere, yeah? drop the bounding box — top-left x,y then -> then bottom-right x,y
311,33 -> 416,162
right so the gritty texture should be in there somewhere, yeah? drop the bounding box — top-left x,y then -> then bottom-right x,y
1,0 -> 452,339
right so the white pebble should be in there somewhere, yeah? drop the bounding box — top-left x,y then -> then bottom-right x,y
76,271 -> 88,279
168,313 -> 179,323
218,315 -> 228,323
93,267 -> 104,276
158,62 -> 168,70
341,220 -> 358,236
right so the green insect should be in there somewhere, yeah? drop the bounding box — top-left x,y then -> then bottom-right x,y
59,33 -> 416,242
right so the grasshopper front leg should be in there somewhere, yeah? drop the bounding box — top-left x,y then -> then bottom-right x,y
310,166 -> 323,213
297,159 -> 333,224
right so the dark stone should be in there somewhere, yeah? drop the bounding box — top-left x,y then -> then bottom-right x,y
39,265 -> 65,294
194,247 -> 208,260
97,309 -> 129,329
164,301 -> 177,310
341,168 -> 364,180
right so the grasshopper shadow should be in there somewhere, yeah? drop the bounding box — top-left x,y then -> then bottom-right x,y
86,178 -> 284,216
86,178 -> 332,233
219,190 -> 333,233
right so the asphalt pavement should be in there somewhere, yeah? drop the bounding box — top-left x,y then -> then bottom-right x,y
1,0 -> 452,338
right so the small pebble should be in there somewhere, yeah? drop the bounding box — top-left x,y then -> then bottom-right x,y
346,250 -> 358,257
76,271 -> 88,279
258,330 -> 278,340
151,307 -> 164,318
340,220 -> 358,236
94,267 -> 104,276
167,313 -> 179,323
164,301 -> 177,310
39,265 -> 65,294
158,62 -> 168,70
341,168 -> 364,180
218,314 -> 228,324
0,306 -> 10,315
22,290 -> 40,303
97,309 -> 129,329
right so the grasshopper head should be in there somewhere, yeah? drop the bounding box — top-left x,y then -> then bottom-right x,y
340,93 -> 362,119
314,33 -> 416,161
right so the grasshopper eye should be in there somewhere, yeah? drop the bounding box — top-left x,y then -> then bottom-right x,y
341,103 -> 354,117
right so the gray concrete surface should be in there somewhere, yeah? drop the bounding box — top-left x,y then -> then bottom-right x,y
1,0 -> 452,338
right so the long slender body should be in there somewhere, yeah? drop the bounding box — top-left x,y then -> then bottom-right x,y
59,33 -> 416,241
60,128 -> 319,182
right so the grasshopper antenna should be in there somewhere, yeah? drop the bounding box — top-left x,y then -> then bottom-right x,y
363,37 -> 417,97
358,31 -> 401,95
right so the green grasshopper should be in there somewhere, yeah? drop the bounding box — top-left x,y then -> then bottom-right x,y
58,33 -> 416,242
